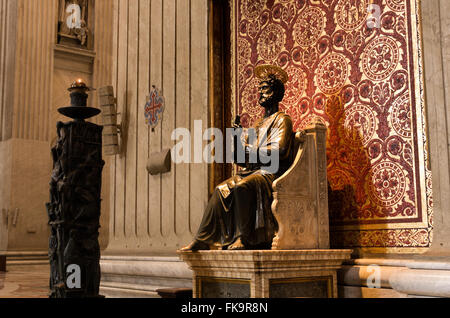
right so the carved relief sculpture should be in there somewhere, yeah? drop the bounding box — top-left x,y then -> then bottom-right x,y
58,0 -> 90,48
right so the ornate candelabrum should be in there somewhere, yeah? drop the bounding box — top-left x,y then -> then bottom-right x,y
46,80 -> 104,298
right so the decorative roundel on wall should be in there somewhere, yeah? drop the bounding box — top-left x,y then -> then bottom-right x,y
257,23 -> 286,61
336,0 -> 369,31
361,36 -> 400,81
238,38 -> 252,68
293,7 -> 325,47
390,92 -> 412,138
241,78 -> 264,116
369,161 -> 407,207
144,86 -> 165,130
241,0 -> 266,20
343,103 -> 377,147
282,66 -> 306,107
386,0 -> 406,12
316,53 -> 348,94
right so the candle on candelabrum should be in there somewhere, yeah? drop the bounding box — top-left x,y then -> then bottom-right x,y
58,80 -> 100,121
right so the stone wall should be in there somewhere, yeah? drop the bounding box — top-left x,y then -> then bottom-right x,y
0,0 -> 114,261
104,0 -> 209,255
0,0 -> 16,141
100,0 -> 209,297
338,0 -> 450,297
419,0 -> 450,255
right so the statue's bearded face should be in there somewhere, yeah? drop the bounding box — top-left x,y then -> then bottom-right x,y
258,75 -> 285,109
258,81 -> 276,108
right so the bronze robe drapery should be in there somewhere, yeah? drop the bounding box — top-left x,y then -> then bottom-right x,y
195,112 -> 293,248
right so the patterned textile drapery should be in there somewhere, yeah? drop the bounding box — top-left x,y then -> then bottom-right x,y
230,0 -> 431,251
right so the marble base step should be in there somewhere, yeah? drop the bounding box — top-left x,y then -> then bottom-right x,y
100,255 -> 192,298
338,257 -> 450,298
6,251 -> 48,266
100,281 -> 166,298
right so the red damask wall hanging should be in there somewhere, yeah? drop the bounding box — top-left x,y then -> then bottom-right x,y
230,0 -> 432,252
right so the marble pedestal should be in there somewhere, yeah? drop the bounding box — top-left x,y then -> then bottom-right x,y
178,250 -> 352,298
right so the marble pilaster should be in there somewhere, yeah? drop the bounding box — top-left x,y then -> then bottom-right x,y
421,0 -> 450,255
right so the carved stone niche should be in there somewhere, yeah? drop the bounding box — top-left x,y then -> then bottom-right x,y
271,121 -> 329,250
57,0 -> 94,50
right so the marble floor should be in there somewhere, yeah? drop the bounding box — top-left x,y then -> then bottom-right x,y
0,265 -> 50,298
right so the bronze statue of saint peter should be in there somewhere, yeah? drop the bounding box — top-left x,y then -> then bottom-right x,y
181,65 -> 294,251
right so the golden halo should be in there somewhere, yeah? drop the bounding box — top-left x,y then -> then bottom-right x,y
254,64 -> 289,84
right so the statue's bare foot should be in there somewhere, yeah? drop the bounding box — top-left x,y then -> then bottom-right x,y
180,240 -> 210,252
228,238 -> 245,250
